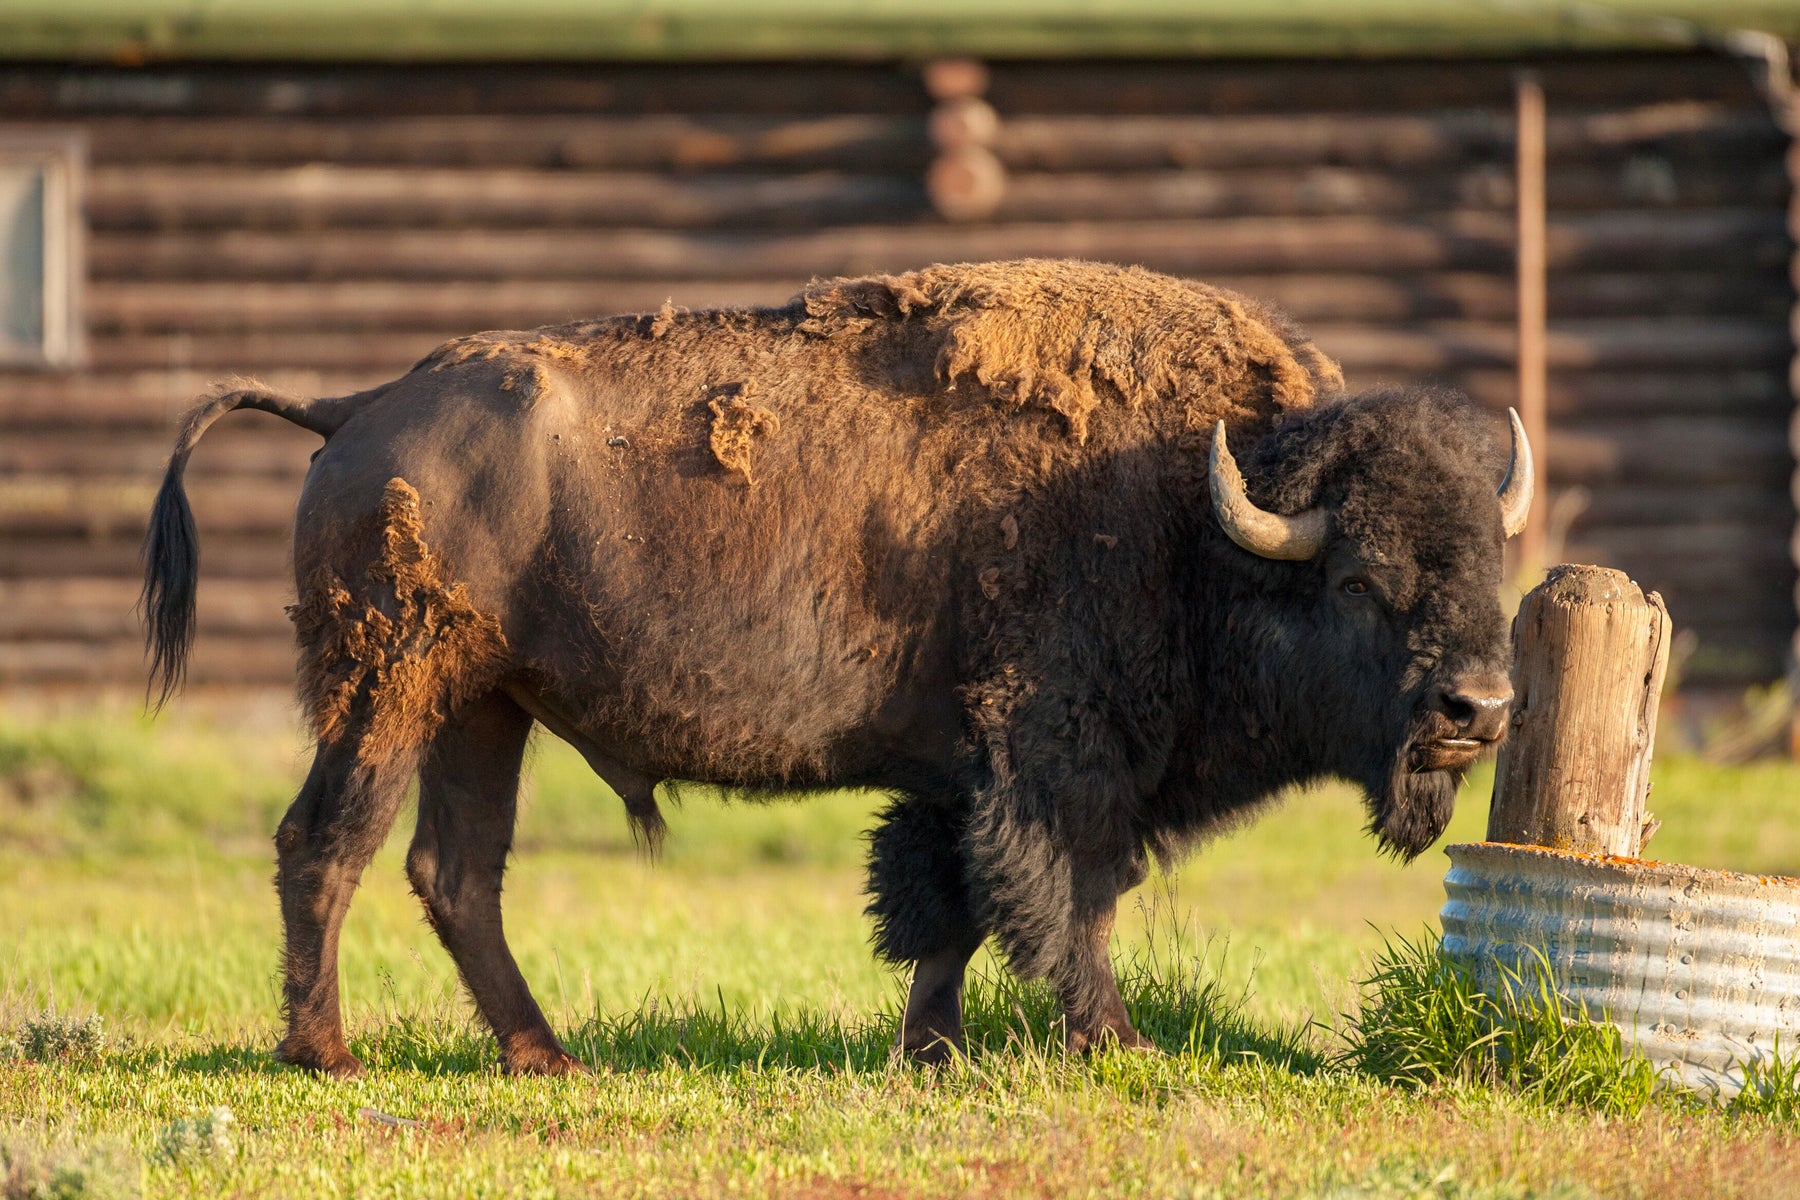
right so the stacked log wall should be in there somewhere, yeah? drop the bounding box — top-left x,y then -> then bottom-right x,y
0,54 -> 1790,688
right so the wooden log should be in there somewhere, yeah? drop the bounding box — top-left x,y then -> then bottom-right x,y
85,211 -> 1790,281
0,58 -> 1757,122
1542,421 -> 1792,488
0,534 -> 292,580
83,162 -> 1786,235
0,64 -> 932,118
0,577 -> 293,640
0,425 -> 314,476
1488,564 -> 1672,856
992,163 -> 1788,220
0,635 -> 296,686
86,166 -> 927,232
86,332 -> 455,373
84,114 -> 931,171
984,57 -> 1763,115
1452,369 -> 1791,419
989,107 -> 1782,172
1320,319 -> 1789,374
75,108 -> 1776,174
0,476 -> 302,536
1571,484 -> 1795,526
0,370 -> 383,428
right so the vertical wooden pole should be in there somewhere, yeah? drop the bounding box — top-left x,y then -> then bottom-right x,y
1786,119 -> 1800,758
1488,565 -> 1672,857
1515,73 -> 1549,573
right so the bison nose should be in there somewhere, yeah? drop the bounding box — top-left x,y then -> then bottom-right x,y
1430,674 -> 1513,743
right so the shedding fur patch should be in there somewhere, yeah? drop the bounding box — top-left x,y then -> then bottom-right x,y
646,300 -> 681,339
287,478 -> 509,762
706,382 -> 780,485
416,331 -> 587,403
798,259 -> 1343,443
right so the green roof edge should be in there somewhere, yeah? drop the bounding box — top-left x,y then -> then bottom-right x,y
3,3 -> 1799,63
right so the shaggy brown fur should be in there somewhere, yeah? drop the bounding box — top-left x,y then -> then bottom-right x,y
793,262 -> 1339,444
141,258 -> 1514,1076
286,478 -> 509,761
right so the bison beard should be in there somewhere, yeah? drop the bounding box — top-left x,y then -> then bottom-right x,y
1373,724 -> 1465,860
139,259 -> 1525,1071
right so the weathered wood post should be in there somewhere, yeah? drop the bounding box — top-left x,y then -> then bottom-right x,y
1487,564 -> 1672,857
1447,565 -> 1800,1098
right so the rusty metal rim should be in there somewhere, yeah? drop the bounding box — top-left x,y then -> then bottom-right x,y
1449,840 -> 1800,892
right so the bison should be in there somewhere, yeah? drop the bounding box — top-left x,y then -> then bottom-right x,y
142,259 -> 1529,1075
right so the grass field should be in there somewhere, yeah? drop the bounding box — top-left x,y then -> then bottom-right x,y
4,701 -> 1800,1198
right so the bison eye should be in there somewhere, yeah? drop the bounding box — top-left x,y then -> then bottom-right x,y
1341,578 -> 1371,597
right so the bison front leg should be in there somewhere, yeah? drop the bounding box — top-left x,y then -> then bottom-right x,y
866,794 -> 987,1064
1053,887 -> 1156,1054
965,754 -> 1157,1055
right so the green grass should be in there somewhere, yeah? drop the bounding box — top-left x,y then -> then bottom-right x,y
1340,931 -> 1661,1114
5,701 -> 1800,1197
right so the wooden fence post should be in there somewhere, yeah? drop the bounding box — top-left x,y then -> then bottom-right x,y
1488,564 -> 1672,857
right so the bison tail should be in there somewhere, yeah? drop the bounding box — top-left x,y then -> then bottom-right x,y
141,379 -> 368,708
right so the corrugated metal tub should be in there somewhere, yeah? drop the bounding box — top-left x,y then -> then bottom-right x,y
1440,842 -> 1800,1096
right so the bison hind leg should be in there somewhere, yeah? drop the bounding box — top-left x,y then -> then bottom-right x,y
277,475 -> 518,1074
408,691 -> 587,1076
273,716 -> 418,1077
866,794 -> 987,1063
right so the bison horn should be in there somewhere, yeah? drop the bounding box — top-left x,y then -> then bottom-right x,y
1209,421 -> 1326,561
1497,407 -> 1534,539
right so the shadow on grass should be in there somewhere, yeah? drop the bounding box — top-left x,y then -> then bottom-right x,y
135,955 -> 1319,1080
564,953 -> 1320,1076
123,911 -> 1321,1079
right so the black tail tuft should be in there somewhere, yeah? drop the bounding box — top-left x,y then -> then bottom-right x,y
140,451 -> 201,710
138,379 -> 361,711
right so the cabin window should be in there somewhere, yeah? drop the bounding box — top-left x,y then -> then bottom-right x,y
0,130 -> 83,369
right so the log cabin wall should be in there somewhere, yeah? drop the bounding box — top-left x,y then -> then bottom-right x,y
0,52 -> 1791,690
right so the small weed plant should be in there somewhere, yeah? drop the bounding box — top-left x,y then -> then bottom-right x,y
152,1109 -> 235,1166
1727,1035 -> 1800,1120
14,1014 -> 106,1065
0,1139 -> 136,1200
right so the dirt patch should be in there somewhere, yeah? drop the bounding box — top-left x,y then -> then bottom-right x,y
706,382 -> 781,485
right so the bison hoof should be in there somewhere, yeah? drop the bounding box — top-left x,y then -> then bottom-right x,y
502,1044 -> 591,1077
274,1038 -> 366,1079
1064,1025 -> 1160,1056
900,1034 -> 964,1068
